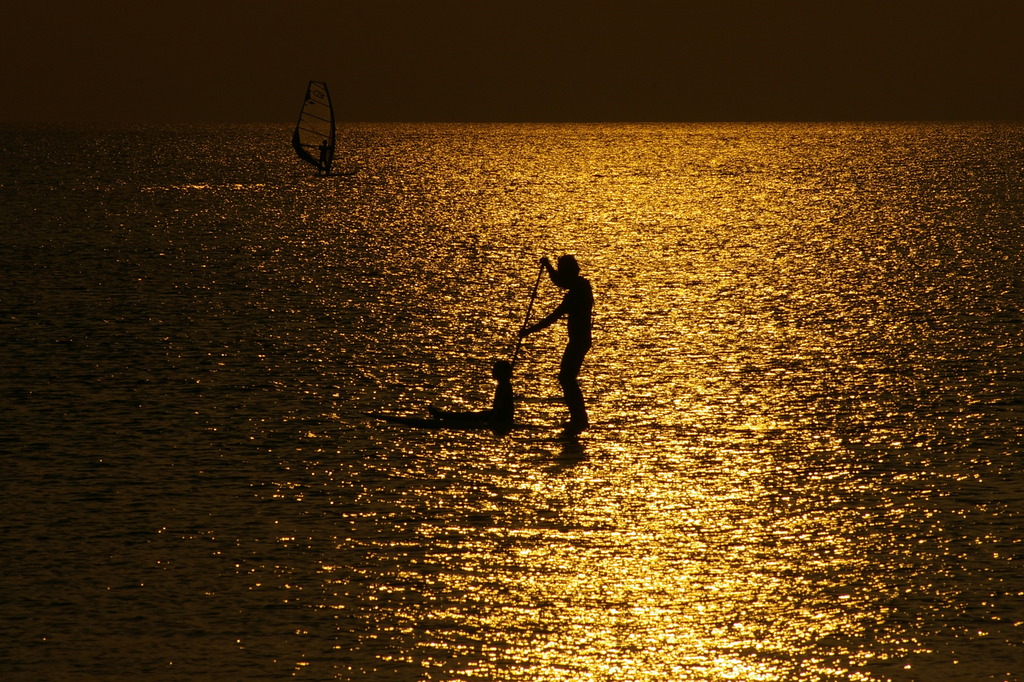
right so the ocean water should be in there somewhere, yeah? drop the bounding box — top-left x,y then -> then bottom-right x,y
2,122 -> 1023,681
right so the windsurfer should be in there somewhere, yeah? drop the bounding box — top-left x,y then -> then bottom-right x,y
519,255 -> 593,434
318,139 -> 333,175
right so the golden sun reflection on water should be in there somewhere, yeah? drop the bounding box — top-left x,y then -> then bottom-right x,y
299,220 -> 938,679
4,124 -> 1021,681
263,143 -> 1022,679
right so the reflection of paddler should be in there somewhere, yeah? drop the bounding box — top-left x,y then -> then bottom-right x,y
519,255 -> 593,434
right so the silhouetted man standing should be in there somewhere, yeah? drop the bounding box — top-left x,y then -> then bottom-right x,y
519,255 -> 593,434
317,139 -> 332,175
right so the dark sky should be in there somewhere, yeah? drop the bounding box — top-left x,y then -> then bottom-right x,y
2,0 -> 1022,123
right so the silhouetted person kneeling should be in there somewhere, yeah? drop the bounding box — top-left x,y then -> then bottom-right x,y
519,255 -> 593,434
428,359 -> 514,431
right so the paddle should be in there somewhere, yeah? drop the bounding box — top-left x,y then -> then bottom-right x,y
510,261 -> 545,368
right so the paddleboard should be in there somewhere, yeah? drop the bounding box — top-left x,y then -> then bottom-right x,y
368,413 -> 514,433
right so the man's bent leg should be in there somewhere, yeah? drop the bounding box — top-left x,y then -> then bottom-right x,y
559,342 -> 590,431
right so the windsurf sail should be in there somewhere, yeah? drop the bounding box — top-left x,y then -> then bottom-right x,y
292,80 -> 335,175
